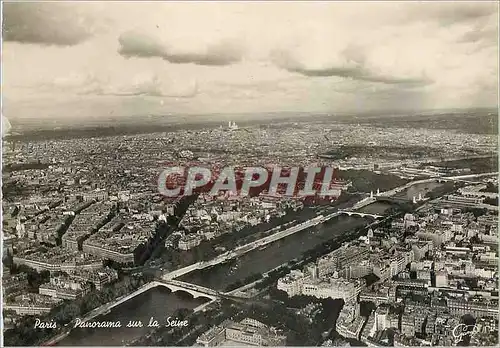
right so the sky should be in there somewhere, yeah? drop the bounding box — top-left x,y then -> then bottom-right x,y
2,1 -> 499,122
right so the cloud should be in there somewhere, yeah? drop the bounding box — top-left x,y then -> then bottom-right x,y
118,31 -> 243,66
409,2 -> 497,26
27,70 -> 199,99
100,75 -> 199,98
271,48 -> 432,87
457,13 -> 498,47
2,2 -> 98,46
1,2 -> 498,118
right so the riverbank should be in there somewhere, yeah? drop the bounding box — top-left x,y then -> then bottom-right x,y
55,287 -> 207,346
40,282 -> 162,346
44,179 -> 446,346
230,210 -> 399,298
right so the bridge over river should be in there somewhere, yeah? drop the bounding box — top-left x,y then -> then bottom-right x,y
76,281 -> 219,324
162,208 -> 383,281
157,173 -> 497,300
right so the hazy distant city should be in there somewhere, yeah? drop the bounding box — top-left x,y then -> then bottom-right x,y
2,1 -> 499,347
3,108 -> 499,346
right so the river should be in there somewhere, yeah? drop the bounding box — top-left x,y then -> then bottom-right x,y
179,215 -> 375,291
57,287 -> 208,346
56,206 -> 390,346
58,181 -> 440,345
396,181 -> 443,200
358,201 -> 393,215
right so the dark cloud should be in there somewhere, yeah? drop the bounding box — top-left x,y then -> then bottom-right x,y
289,66 -> 430,87
117,31 -> 166,58
99,90 -> 198,98
271,49 -> 431,87
2,3 -> 94,46
407,3 -> 497,26
118,31 -> 243,66
459,27 -> 498,47
434,3 -> 496,24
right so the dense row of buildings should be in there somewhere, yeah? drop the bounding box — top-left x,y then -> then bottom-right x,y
176,194 -> 304,250
330,199 -> 498,346
1,116 -> 497,344
195,318 -> 286,346
277,240 -> 415,302
2,191 -> 151,318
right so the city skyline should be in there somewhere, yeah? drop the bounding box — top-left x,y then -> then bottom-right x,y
2,1 -> 499,122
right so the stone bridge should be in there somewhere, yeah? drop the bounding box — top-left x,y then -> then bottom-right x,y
339,211 -> 382,219
155,279 -> 219,300
156,279 -> 249,301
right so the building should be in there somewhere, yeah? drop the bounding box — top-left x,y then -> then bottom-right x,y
3,293 -> 62,316
477,214 -> 498,227
445,195 -> 484,205
277,265 -> 363,302
82,241 -> 137,264
178,234 -> 202,250
412,242 -> 431,261
375,305 -> 390,331
447,298 -> 498,317
13,251 -> 103,272
195,318 -> 286,346
387,313 -> 400,330
61,236 -> 80,251
301,278 -> 362,302
458,186 -> 498,200
3,303 -> 54,316
82,190 -> 109,202
336,316 -> 365,340
2,273 -> 29,295
435,270 -> 448,288
277,270 -> 307,297
225,318 -> 286,346
195,325 -> 226,346
401,312 -> 415,336
416,270 -> 431,285
317,245 -> 369,277
39,275 -> 91,300
82,219 -> 151,264
39,283 -> 89,300
360,312 -> 376,342
347,260 -> 372,279
373,263 -> 391,282
359,288 -> 390,306
228,121 -> 239,131
70,267 -> 119,290
389,251 -> 414,277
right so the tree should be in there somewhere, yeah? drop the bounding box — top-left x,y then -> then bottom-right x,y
484,197 -> 498,206
467,208 -> 487,218
481,182 -> 498,194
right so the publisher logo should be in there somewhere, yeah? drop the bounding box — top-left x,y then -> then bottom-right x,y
452,324 -> 495,344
